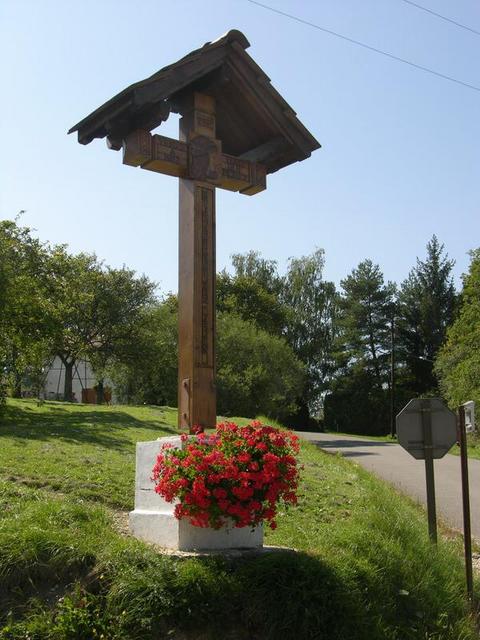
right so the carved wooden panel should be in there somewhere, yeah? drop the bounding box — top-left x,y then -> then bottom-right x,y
122,129 -> 266,194
194,185 -> 215,368
241,162 -> 267,196
143,135 -> 188,177
189,135 -> 222,184
122,130 -> 152,166
194,110 -> 216,137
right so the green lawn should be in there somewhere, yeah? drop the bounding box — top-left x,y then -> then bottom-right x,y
0,399 -> 478,639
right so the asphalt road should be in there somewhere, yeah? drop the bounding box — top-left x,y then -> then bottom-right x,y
297,431 -> 480,540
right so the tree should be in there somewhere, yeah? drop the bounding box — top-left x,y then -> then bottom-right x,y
46,249 -> 156,402
230,250 -> 282,294
108,297 -> 178,406
217,250 -> 287,336
336,260 -> 395,386
282,249 -> 337,421
397,235 -> 456,394
83,266 -> 156,403
0,219 -> 54,399
216,314 -> 304,420
217,271 -> 288,336
435,249 -> 480,410
324,260 -> 395,435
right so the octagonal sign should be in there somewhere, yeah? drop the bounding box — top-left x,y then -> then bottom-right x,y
396,398 -> 457,460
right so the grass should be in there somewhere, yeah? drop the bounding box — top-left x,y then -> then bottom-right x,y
0,399 -> 478,639
324,429 -> 395,441
448,431 -> 480,460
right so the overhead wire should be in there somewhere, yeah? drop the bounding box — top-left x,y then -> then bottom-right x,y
397,0 -> 480,38
245,0 -> 480,93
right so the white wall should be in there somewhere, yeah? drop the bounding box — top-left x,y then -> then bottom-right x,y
43,356 -> 116,403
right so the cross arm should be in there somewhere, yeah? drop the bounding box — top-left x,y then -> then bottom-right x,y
120,129 -> 266,196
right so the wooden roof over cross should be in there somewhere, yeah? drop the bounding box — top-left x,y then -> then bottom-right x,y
68,29 -> 320,175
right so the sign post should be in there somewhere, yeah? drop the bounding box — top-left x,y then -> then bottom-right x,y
396,398 -> 457,543
422,400 -> 437,542
458,403 -> 474,604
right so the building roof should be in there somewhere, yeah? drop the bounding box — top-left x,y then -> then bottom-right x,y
68,29 -> 320,174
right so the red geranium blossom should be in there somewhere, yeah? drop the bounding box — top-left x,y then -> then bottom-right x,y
152,421 -> 300,530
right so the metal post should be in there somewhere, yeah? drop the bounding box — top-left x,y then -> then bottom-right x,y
422,399 -> 437,543
458,405 -> 474,603
390,313 -> 396,438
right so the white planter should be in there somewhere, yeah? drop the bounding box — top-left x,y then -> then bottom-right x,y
129,437 -> 264,551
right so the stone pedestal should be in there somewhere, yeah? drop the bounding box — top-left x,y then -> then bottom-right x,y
129,437 -> 263,551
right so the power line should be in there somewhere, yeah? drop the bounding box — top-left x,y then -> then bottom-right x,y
398,0 -> 480,37
245,0 -> 480,93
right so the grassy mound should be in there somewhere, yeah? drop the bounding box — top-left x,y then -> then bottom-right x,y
0,399 -> 477,639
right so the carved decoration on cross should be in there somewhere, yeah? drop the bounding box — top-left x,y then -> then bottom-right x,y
122,122 -> 266,196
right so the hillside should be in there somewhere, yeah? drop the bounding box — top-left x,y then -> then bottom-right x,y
0,399 -> 477,639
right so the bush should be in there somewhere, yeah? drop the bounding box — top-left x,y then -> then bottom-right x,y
216,314 -> 304,420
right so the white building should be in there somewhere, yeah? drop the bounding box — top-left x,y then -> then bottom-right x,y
43,356 -> 116,403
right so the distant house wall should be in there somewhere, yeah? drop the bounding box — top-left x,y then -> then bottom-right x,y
43,356 -> 116,403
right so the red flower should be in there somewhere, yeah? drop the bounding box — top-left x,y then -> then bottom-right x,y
152,421 -> 300,530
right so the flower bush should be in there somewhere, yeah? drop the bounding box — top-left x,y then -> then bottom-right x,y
152,421 -> 300,530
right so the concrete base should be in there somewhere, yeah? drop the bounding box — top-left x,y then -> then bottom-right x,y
129,437 -> 263,551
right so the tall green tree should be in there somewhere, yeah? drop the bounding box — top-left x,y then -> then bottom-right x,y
397,235 -> 456,394
282,248 -> 337,420
0,219 -> 54,399
108,297 -> 178,406
336,260 -> 395,386
230,250 -> 282,294
83,266 -> 156,403
46,249 -> 156,402
325,260 -> 395,435
217,271 -> 287,336
217,251 -> 287,336
216,313 -> 304,420
435,249 -> 480,409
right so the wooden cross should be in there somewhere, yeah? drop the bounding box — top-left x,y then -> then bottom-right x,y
123,92 -> 266,432
68,31 -> 320,434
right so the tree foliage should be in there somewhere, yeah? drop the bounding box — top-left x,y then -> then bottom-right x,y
282,249 -> 337,419
0,220 -> 156,402
435,249 -> 480,409
111,300 -> 304,420
335,260 -> 395,385
217,271 -> 287,336
109,298 -> 178,406
3,216 -> 469,431
0,219 -> 54,399
397,235 -> 456,394
216,313 -> 304,420
325,260 -> 395,435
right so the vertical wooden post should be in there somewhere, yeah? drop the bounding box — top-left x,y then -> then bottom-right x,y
178,93 -> 217,432
458,405 -> 474,604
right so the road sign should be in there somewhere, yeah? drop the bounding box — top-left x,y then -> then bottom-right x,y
396,398 -> 457,460
463,401 -> 475,433
396,397 -> 457,544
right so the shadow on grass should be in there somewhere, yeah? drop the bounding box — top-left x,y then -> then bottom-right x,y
309,437 -> 396,449
0,548 -> 372,639
58,550 -> 376,640
0,403 -> 177,451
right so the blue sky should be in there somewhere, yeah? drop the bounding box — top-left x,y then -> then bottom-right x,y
1,0 -> 479,294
